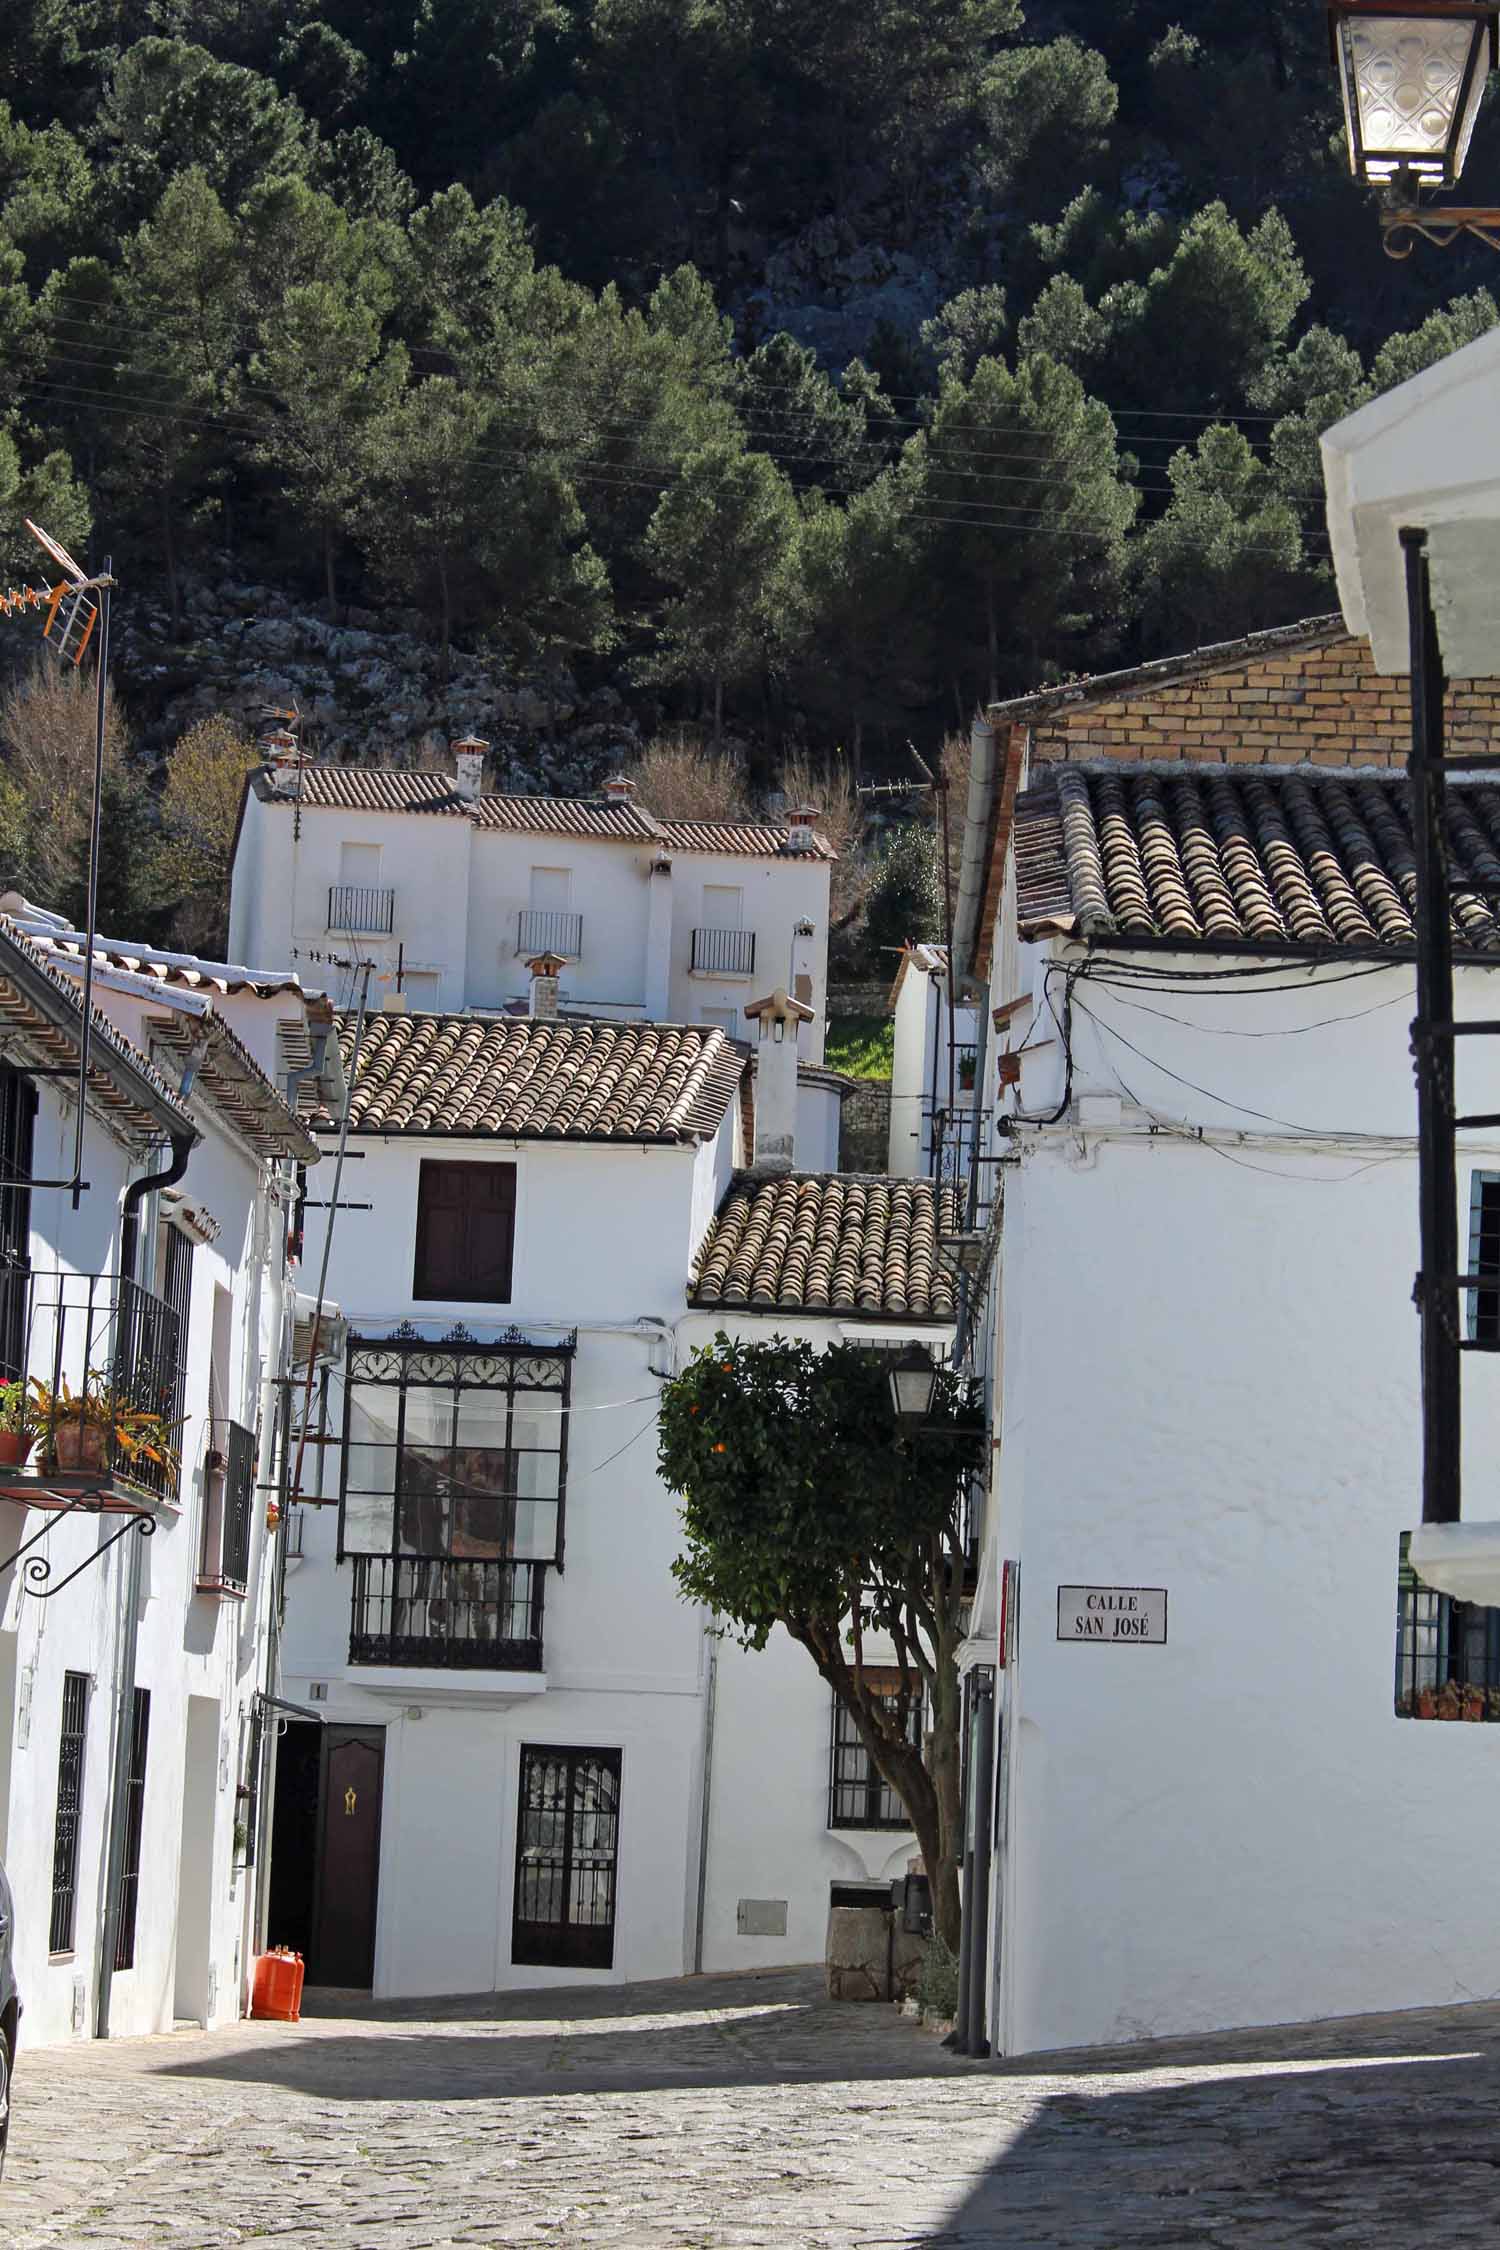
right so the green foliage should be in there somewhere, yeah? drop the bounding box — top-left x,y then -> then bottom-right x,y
824,1016 -> 895,1081
661,1332 -> 983,1948
917,1930 -> 960,2022
863,825 -> 942,967
1135,425 -> 1311,652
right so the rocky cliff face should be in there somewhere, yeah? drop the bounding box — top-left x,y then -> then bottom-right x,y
114,565 -> 642,787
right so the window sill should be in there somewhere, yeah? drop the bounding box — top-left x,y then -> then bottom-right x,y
48,1950 -> 76,1964
195,1575 -> 247,1601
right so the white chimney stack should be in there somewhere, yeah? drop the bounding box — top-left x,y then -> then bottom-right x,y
526,950 -> 566,1020
744,987 -> 814,1172
784,804 -> 820,855
452,735 -> 489,800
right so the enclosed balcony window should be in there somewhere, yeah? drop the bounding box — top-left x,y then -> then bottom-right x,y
339,1329 -> 572,1669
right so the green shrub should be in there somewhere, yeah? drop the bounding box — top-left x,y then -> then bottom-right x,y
917,1930 -> 960,2022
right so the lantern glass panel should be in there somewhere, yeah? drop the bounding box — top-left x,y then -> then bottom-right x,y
1336,10 -> 1492,184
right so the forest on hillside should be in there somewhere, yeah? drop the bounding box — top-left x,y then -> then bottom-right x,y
1,2 -> 1499,778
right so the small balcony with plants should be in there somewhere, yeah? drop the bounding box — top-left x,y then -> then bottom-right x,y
0,1268 -> 185,1518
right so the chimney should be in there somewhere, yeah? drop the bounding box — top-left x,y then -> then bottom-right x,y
600,773 -> 637,806
744,987 -> 814,1172
452,735 -> 489,801
262,727 -> 301,792
784,804 -> 821,855
526,950 -> 567,1020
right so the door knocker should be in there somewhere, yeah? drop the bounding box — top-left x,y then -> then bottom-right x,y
344,1785 -> 357,1816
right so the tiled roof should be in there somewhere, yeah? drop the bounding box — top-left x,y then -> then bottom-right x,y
691,1173 -> 961,1322
0,924 -> 197,1147
4,916 -> 308,998
1015,763 -> 1500,954
145,1010 -> 321,1162
657,818 -> 835,861
249,766 -> 833,854
332,1012 -> 745,1141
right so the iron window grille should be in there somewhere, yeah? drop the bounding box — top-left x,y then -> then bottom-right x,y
1468,1172 -> 1500,1343
199,1418 -> 256,1592
114,1687 -> 150,1971
512,1744 -> 621,1969
0,1063 -> 35,1381
515,908 -> 583,958
327,883 -> 396,935
339,1329 -> 573,1670
7,1268 -> 186,1504
240,1699 -> 264,1871
1396,1534 -> 1500,1720
49,1670 -> 89,1954
690,927 -> 756,976
829,1675 -> 922,1830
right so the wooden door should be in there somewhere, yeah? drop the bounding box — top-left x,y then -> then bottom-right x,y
312,1725 -> 384,1987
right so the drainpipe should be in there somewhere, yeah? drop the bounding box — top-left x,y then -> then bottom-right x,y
691,1626 -> 718,1974
962,1670 -> 995,2058
96,1132 -> 193,2038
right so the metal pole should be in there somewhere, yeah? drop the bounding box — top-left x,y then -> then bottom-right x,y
1403,528 -> 1461,1525
73,562 -> 110,1207
952,1674 -> 976,2050
962,1670 -> 995,2057
95,1514 -> 143,2037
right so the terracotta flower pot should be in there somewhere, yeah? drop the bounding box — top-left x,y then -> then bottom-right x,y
0,1430 -> 31,1467
52,1417 -> 106,1473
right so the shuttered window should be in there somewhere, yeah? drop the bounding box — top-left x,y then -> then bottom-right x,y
413,1162 -> 516,1303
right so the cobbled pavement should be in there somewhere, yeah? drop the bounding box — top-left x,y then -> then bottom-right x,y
6,1966 -> 1500,2247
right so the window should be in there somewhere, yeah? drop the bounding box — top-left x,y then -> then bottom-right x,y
529,867 -> 571,912
340,841 -> 382,887
1470,1172 -> 1500,1342
49,1672 -> 89,1954
339,1332 -> 571,1564
413,1161 -> 516,1303
519,868 -> 581,958
114,1687 -> 150,1971
700,1006 -> 739,1034
512,1745 -> 621,1968
1397,1535 -> 1500,1720
400,972 -> 439,1011
829,1673 -> 921,1830
701,883 -> 743,927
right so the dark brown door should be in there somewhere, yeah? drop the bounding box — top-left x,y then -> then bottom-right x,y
311,1726 -> 384,1986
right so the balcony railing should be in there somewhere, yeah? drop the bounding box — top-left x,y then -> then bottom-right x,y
328,883 -> 396,935
691,926 -> 756,976
199,1417 -> 256,1593
348,1553 -> 547,1670
516,908 -> 583,959
0,1267 -> 184,1508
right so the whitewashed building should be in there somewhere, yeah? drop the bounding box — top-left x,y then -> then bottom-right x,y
0,911 -> 328,2049
273,974 -> 956,1998
886,943 -> 981,1186
946,618 -> 1500,2057
227,748 -> 834,1058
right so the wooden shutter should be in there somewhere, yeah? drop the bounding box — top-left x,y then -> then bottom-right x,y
414,1162 -> 515,1302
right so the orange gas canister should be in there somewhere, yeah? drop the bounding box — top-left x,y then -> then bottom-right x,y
250,1948 -> 305,2022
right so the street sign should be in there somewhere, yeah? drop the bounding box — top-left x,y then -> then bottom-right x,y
1056,1585 -> 1167,1645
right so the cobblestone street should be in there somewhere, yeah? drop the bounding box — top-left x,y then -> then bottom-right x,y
8,1968 -> 1500,2247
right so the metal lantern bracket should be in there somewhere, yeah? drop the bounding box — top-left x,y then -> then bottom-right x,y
0,1497 -> 155,1598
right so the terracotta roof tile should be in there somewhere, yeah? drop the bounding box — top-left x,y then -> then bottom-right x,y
331,1012 -> 744,1141
1015,764 -> 1500,954
252,766 -> 833,854
691,1173 -> 961,1322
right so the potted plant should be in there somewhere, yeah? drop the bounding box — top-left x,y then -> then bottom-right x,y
31,1372 -> 181,1488
0,1377 -> 34,1466
958,1052 -> 977,1092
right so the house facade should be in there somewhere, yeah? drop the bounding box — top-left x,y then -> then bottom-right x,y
946,618 -> 1500,2056
0,911 -> 327,2047
228,750 -> 833,1058
273,987 -> 956,1998
886,943 -> 981,1187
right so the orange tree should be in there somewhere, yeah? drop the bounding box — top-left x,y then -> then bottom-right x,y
659,1332 -> 982,1950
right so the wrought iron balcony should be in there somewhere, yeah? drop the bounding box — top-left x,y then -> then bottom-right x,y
328,883 -> 396,935
516,908 -> 583,959
0,1266 -> 185,1514
691,926 -> 756,976
348,1553 -> 547,1670
198,1417 -> 256,1594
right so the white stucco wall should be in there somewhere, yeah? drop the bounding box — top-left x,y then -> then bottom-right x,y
667,852 -> 830,1062
982,941 -> 1500,2054
0,1065 -> 284,2048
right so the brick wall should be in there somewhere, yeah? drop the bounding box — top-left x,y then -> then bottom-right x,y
1029,630 -> 1500,769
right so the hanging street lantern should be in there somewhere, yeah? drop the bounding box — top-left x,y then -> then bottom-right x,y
888,1343 -> 938,1432
1329,2 -> 1500,252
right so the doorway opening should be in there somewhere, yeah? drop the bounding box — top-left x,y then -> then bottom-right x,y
266,1720 -> 385,1987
